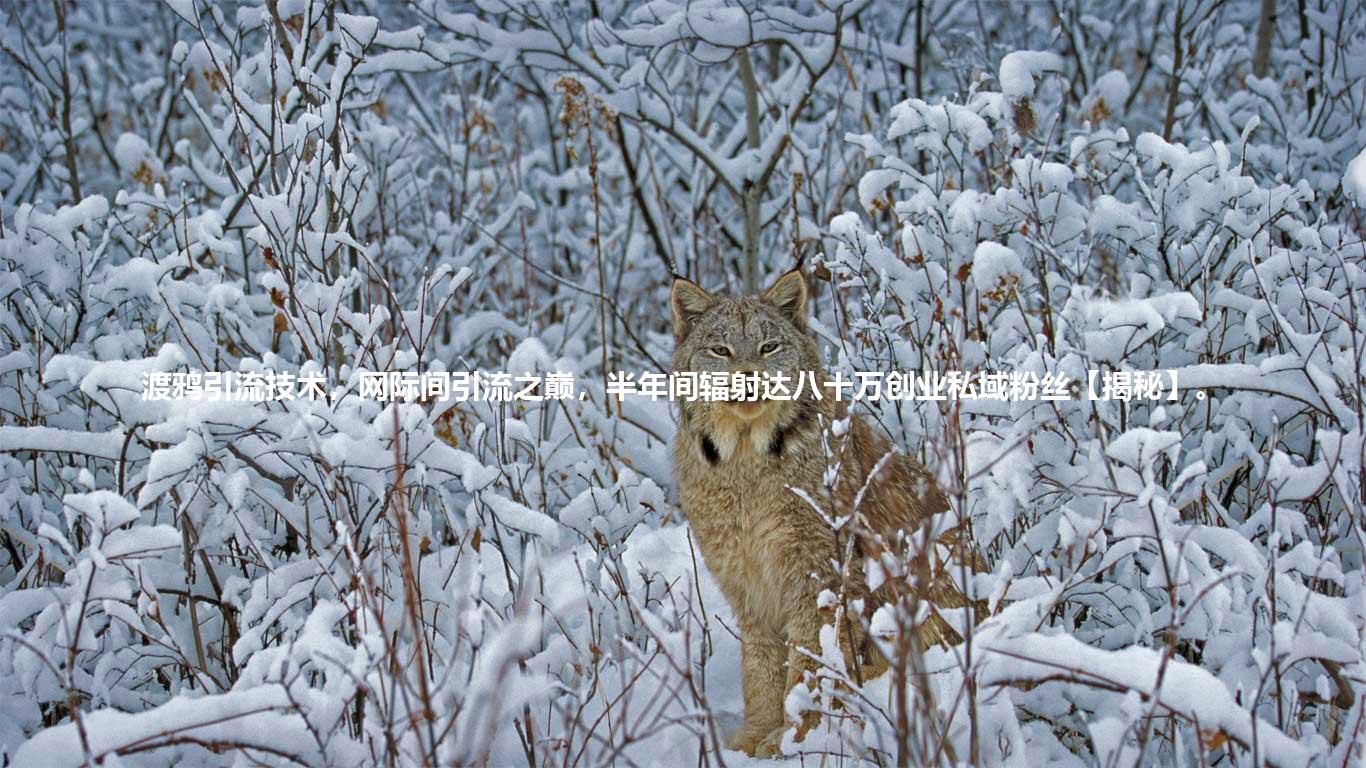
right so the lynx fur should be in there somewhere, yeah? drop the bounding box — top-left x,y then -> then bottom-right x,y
670,270 -> 976,757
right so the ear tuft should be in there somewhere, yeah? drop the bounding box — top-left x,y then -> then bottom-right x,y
761,270 -> 808,330
671,278 -> 714,341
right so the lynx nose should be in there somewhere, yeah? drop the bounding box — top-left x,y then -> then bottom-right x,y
729,365 -> 763,402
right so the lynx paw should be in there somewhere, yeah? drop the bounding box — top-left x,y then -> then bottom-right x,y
732,721 -> 797,754
752,726 -> 789,758
751,709 -> 819,757
729,711 -> 817,756
726,721 -> 770,748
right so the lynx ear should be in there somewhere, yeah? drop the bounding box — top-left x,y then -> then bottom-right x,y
671,277 -> 714,341
761,270 -> 808,331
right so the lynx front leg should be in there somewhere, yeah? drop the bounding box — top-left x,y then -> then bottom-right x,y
726,624 -> 787,755
752,609 -> 864,757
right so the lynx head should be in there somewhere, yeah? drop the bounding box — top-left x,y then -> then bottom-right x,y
670,270 -> 824,462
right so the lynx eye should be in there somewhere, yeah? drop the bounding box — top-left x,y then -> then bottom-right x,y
760,341 -> 781,356
709,345 -> 733,358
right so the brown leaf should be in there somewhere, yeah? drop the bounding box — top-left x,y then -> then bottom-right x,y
1201,729 -> 1228,750
1012,99 -> 1036,134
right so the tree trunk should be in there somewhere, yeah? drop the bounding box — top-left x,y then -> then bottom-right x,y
1253,0 -> 1277,78
737,48 -> 761,294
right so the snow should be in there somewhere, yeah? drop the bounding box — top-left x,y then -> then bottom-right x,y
1344,145 -> 1366,204
685,5 -> 752,49
0,427 -> 130,461
335,13 -> 380,49
1082,69 -> 1129,121
480,493 -> 561,544
113,133 -> 157,177
971,241 -> 1026,293
886,98 -> 994,154
1079,292 -> 1201,362
1105,427 -> 1179,467
978,632 -> 1316,768
998,51 -> 1065,100
11,687 -> 328,767
1011,155 -> 1075,192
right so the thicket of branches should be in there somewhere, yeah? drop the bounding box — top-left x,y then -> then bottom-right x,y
1,1 -> 1363,765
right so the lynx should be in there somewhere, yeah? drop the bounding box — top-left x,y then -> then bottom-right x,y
670,270 -> 975,757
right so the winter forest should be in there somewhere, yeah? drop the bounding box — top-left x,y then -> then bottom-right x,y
1,0 -> 1365,766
